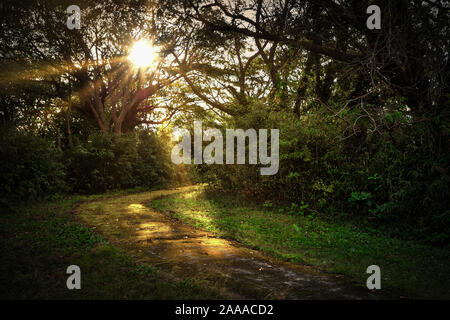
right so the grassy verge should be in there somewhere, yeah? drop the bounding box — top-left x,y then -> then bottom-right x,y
0,192 -> 222,299
147,190 -> 450,299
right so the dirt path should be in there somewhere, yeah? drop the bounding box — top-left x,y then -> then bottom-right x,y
76,185 -> 383,299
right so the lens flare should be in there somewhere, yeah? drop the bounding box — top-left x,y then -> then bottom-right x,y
128,40 -> 158,69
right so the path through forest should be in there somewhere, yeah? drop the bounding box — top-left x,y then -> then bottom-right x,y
75,186 -> 383,299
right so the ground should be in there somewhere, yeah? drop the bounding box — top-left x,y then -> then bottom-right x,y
2,185 -> 448,299
74,186 -> 387,299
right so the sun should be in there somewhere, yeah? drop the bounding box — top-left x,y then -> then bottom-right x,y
128,39 -> 158,69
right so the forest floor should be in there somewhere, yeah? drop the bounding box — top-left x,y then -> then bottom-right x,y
75,185 -> 389,299
147,187 -> 450,299
0,188 -> 221,299
2,186 -> 448,299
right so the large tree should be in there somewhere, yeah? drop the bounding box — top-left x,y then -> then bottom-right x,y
163,0 -> 449,115
1,0 -> 186,134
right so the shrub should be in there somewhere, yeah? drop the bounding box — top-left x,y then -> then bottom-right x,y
0,130 -> 68,205
66,130 -> 187,194
194,101 -> 449,245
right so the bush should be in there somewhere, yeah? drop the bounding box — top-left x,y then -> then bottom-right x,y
194,101 -> 449,245
0,130 -> 68,205
66,133 -> 137,193
66,130 -> 187,194
0,128 -> 189,204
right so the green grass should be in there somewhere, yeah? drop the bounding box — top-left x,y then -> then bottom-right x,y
0,193 -> 222,299
147,190 -> 450,299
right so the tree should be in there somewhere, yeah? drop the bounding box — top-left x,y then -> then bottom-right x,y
1,0 -> 183,134
163,0 -> 449,115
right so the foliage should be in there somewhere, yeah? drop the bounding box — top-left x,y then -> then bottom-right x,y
66,130 -> 186,194
0,128 -> 187,203
0,129 -> 67,205
194,100 -> 449,245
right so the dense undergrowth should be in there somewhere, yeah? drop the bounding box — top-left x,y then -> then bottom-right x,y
192,102 -> 449,246
0,128 -> 188,205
